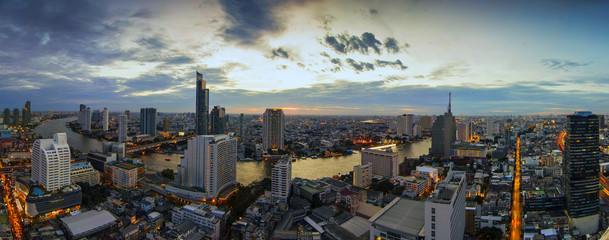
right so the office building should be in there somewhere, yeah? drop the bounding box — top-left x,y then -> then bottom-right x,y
31,133 -> 71,191
102,142 -> 126,160
82,107 -> 92,131
600,115 -> 606,129
70,162 -> 100,186
176,135 -> 237,198
353,164 -> 372,187
3,108 -> 10,125
196,71 -> 209,135
102,107 -> 109,131
420,116 -> 433,135
486,120 -> 501,135
23,101 -> 31,124
78,104 -> 86,125
425,171 -> 466,240
140,107 -> 156,136
118,114 -> 128,142
107,159 -> 144,190
430,93 -> 455,158
210,105 -> 226,134
361,147 -> 399,178
239,113 -> 244,137
369,197 -> 426,240
172,203 -> 227,240
163,118 -> 170,131
272,155 -> 292,202
92,109 -> 101,122
397,114 -> 414,136
563,111 -> 599,234
263,108 -> 285,151
12,108 -> 19,125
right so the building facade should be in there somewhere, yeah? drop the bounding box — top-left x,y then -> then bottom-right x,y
71,162 -> 101,186
118,114 -> 128,142
420,116 -> 434,136
361,148 -> 399,178
172,204 -> 227,240
176,135 -> 237,198
196,71 -> 209,135
430,93 -> 455,158
31,133 -> 71,191
210,105 -> 226,134
425,171 -> 466,240
102,107 -> 109,131
271,156 -> 292,202
262,108 -> 285,151
353,164 -> 372,187
108,160 -> 144,190
563,111 -> 600,234
397,114 -> 414,136
82,107 -> 92,131
140,107 -> 156,136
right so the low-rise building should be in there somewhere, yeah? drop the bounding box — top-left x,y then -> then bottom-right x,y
172,203 -> 227,240
60,210 -> 118,239
369,197 -> 426,240
394,176 -> 430,198
70,162 -> 100,186
107,159 -> 144,190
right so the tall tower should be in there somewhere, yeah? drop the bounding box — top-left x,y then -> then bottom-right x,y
271,155 -> 292,202
102,107 -> 109,131
140,108 -> 157,136
263,108 -> 285,151
82,107 -> 92,131
196,71 -> 209,135
239,113 -> 244,137
118,114 -> 128,142
176,135 -> 237,198
12,108 -> 19,125
210,105 -> 226,134
23,101 -> 31,124
31,133 -> 71,191
3,108 -> 10,125
563,111 -> 599,234
397,114 -> 414,136
430,93 -> 456,158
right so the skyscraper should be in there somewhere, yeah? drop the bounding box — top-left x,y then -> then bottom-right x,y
102,107 -> 109,131
23,101 -> 31,124
457,122 -> 468,141
3,108 -> 10,125
430,93 -> 456,158
140,107 -> 156,136
210,105 -> 226,134
12,108 -> 19,125
163,118 -> 170,131
420,116 -> 434,136
271,155 -> 292,202
176,135 -> 237,198
92,109 -> 101,122
31,133 -> 71,191
78,104 -> 86,125
263,108 -> 285,151
397,114 -> 414,136
425,171 -> 466,240
600,115 -> 606,129
196,71 -> 209,135
563,111 -> 599,234
118,114 -> 128,142
82,107 -> 92,131
361,147 -> 399,178
239,113 -> 244,137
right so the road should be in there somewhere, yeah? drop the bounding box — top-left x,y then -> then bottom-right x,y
0,161 -> 23,239
126,136 -> 190,154
509,137 -> 522,240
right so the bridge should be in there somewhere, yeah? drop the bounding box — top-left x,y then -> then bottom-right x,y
126,136 -> 190,154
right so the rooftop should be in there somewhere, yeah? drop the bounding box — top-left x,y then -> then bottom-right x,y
369,197 -> 425,237
61,210 -> 117,237
109,160 -> 144,170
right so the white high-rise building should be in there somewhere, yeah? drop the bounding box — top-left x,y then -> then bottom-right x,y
176,135 -> 237,198
396,114 -> 414,136
425,170 -> 466,240
31,133 -> 71,191
118,114 -> 128,142
82,107 -> 92,131
263,108 -> 285,151
271,155 -> 292,202
102,107 -> 109,131
361,147 -> 399,178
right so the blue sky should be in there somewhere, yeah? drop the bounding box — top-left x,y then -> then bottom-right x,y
1,0 -> 608,115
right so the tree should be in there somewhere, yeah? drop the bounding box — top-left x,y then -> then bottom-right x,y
161,168 -> 174,180
477,227 -> 503,240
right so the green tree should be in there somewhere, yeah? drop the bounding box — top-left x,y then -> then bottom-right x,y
478,227 -> 503,240
161,168 -> 174,180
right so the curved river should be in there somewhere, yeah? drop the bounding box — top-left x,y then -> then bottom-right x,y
36,118 -> 431,184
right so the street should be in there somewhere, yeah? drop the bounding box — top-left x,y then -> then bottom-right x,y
509,137 -> 522,240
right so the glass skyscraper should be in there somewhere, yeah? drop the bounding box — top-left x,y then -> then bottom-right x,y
195,71 -> 209,135
563,111 -> 599,234
263,108 -> 285,151
430,93 -> 455,158
140,107 -> 157,136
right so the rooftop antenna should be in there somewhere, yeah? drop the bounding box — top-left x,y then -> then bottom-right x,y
448,92 -> 452,113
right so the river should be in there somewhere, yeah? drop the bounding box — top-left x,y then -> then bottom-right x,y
36,118 -> 431,184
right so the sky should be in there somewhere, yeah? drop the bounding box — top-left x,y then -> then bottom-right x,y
1,0 -> 609,115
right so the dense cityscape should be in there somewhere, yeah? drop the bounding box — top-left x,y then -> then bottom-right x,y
2,1 -> 609,240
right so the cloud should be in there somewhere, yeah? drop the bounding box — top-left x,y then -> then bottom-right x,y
324,32 -> 400,55
218,0 -> 289,45
541,59 -> 591,71
345,58 -> 374,72
428,62 -> 469,80
330,58 -> 342,66
325,35 -> 346,53
317,14 -> 336,31
370,9 -> 378,15
375,59 -> 407,70
271,47 -> 290,59
135,36 -> 167,49
131,8 -> 154,18
361,32 -> 382,54
384,37 -> 400,53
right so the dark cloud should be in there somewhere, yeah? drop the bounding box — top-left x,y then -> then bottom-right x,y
345,58 -> 375,72
271,47 -> 289,58
541,59 -> 591,71
164,55 -> 194,65
324,32 -> 398,55
375,59 -> 407,70
330,58 -> 342,66
428,62 -> 469,80
384,37 -> 400,53
202,68 -> 232,85
318,14 -> 335,31
370,9 -> 378,15
135,36 -> 167,49
131,8 -> 154,18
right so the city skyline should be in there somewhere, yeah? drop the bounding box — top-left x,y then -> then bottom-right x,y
1,1 -> 609,115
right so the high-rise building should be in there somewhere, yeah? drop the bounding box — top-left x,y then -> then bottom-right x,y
397,114 -> 414,136
118,114 -> 128,142
102,108 -> 109,131
486,120 -> 501,135
12,108 -> 19,125
70,162 -> 100,186
3,108 -> 10,125
420,115 -> 434,136
176,135 -> 237,198
124,110 -> 130,119
92,109 -> 101,122
82,107 -> 92,131
563,111 -> 599,234
600,115 -> 606,129
239,113 -> 244,137
22,101 -> 31,124
430,93 -> 455,158
196,71 -> 209,135
271,155 -> 292,202
425,171 -> 466,240
210,105 -> 226,134
361,147 -> 399,178
31,133 -> 71,191
108,159 -> 144,190
78,104 -> 86,125
457,122 -> 468,141
140,107 -> 156,136
353,164 -> 372,187
163,118 -> 170,131
263,108 -> 285,151
467,122 -> 474,141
